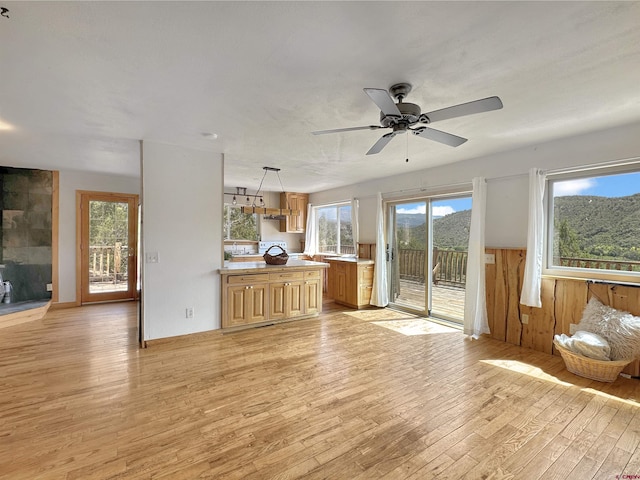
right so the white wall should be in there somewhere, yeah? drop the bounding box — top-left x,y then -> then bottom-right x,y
58,170 -> 140,303
311,121 -> 640,247
142,141 -> 222,340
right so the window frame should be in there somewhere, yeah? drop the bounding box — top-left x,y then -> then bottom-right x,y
313,201 -> 354,256
223,203 -> 260,242
544,163 -> 640,283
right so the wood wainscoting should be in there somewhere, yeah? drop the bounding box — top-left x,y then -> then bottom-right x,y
485,248 -> 640,376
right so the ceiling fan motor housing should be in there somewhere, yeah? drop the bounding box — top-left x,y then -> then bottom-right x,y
380,102 -> 421,128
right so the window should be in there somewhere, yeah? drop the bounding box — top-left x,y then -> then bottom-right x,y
223,205 -> 259,241
316,203 -> 353,255
546,166 -> 640,281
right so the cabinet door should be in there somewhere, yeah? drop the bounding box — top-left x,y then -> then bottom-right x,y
279,192 -> 308,233
335,267 -> 347,302
304,278 -> 322,315
269,281 -> 303,320
227,284 -> 267,327
358,265 -> 374,306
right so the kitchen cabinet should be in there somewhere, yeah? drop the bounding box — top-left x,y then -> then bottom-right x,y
269,271 -> 304,320
220,260 -> 328,330
327,258 -> 375,309
279,192 -> 308,233
225,274 -> 269,327
303,269 -> 322,315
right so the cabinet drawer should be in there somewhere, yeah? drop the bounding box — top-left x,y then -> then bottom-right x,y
269,271 -> 304,282
227,274 -> 269,284
304,270 -> 321,279
360,266 -> 374,283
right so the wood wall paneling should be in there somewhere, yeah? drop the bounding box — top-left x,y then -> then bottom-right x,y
485,247 -> 640,377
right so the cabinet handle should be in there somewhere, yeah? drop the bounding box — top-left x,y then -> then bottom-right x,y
245,286 -> 250,289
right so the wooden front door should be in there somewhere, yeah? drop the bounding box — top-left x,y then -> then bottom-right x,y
77,191 -> 139,304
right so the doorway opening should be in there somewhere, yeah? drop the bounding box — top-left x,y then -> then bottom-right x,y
77,191 -> 139,304
387,194 -> 471,323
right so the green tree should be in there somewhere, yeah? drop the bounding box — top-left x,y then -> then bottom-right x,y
556,219 -> 581,258
223,206 -> 258,240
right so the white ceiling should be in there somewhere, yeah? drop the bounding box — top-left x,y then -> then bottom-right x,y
1,1 -> 639,193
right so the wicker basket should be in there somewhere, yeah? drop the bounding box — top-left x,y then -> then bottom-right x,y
263,245 -> 289,265
554,340 -> 631,382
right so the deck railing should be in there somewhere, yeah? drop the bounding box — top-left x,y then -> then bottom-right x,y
397,250 -> 640,286
397,248 -> 468,287
318,245 -> 356,255
557,257 -> 640,272
89,244 -> 129,283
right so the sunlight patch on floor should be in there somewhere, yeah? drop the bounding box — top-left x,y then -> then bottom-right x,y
371,318 -> 460,336
481,359 -> 640,407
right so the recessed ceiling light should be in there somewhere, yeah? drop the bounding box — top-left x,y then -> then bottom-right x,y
201,132 -> 218,140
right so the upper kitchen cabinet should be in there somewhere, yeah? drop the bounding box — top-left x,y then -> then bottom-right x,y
279,192 -> 308,233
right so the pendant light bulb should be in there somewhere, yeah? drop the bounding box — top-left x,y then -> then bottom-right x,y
232,195 -> 237,205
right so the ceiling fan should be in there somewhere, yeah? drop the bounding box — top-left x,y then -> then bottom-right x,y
312,83 -> 503,155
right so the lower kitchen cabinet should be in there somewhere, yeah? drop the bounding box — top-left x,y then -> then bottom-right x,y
220,263 -> 328,330
327,258 -> 374,309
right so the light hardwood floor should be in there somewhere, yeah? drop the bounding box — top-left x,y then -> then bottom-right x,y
2,302 -> 640,479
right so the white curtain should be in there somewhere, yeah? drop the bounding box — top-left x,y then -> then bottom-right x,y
464,177 -> 490,338
370,192 -> 388,306
303,203 -> 317,257
520,168 -> 547,307
350,198 -> 359,256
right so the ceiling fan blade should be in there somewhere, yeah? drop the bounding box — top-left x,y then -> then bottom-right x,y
366,132 -> 396,155
312,125 -> 381,135
364,88 -> 402,117
423,96 -> 503,123
413,127 -> 467,147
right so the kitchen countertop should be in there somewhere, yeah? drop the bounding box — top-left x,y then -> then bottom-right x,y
219,259 -> 329,274
324,257 -> 374,264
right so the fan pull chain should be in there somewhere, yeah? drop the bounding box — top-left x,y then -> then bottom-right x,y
406,132 -> 409,163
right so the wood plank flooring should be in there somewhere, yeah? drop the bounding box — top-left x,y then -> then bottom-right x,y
3,302 -> 640,479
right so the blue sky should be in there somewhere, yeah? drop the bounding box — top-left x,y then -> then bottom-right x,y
395,171 -> 640,216
396,197 -> 472,217
553,172 -> 640,197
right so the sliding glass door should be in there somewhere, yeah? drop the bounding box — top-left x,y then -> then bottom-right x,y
387,195 -> 471,323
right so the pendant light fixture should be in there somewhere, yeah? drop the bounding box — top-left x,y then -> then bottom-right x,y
241,167 -> 300,217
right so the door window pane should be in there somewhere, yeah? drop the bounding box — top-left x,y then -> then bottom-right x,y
88,200 -> 129,293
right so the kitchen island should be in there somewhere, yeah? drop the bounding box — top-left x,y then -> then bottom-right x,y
326,257 -> 375,309
219,259 -> 329,330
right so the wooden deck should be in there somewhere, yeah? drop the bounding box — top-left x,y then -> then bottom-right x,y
394,279 -> 465,321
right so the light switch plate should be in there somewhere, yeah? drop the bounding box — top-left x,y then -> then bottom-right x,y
146,251 -> 159,263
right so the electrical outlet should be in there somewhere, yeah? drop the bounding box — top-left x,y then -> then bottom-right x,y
186,307 -> 194,319
484,253 -> 495,264
46,283 -> 53,292
521,314 -> 529,324
145,251 -> 159,263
